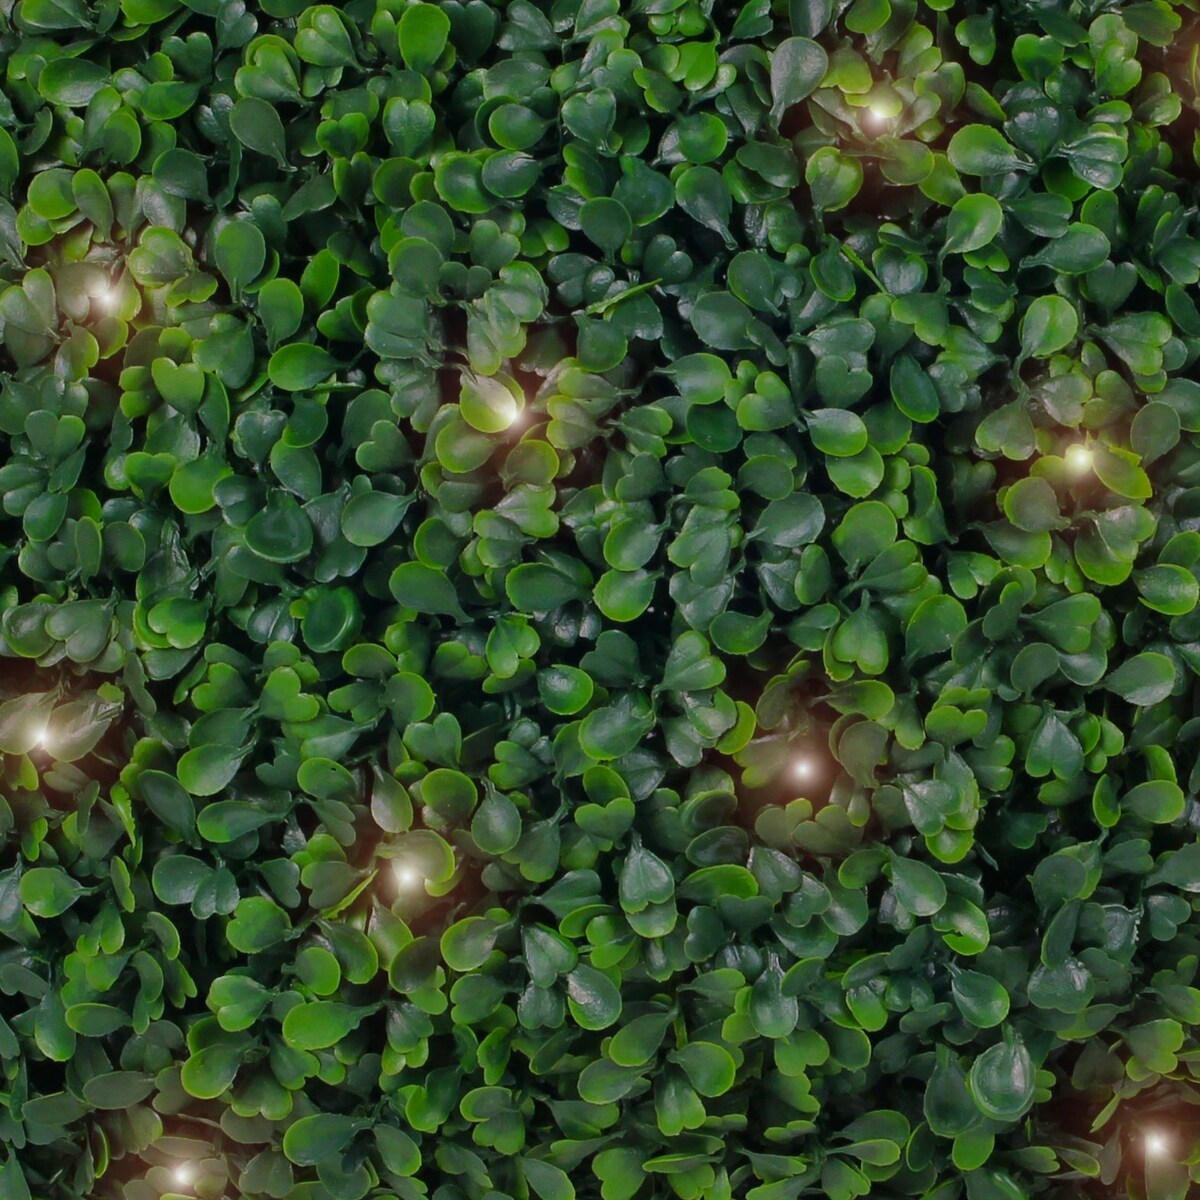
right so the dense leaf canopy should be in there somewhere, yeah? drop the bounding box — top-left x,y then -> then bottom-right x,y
1,1 -> 1199,1200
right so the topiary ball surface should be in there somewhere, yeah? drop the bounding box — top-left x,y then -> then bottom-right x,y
1,2 -> 1199,1200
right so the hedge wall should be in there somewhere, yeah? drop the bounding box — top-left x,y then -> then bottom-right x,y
2,0 -> 1200,1198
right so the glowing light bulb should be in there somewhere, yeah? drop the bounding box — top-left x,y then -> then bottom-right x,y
34,725 -> 50,749
173,1164 -> 194,1186
867,106 -> 892,127
395,864 -> 420,888
1146,1132 -> 1168,1157
1065,444 -> 1092,475
794,757 -> 815,779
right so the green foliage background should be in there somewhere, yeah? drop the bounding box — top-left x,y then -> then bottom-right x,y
2,0 -> 1200,1198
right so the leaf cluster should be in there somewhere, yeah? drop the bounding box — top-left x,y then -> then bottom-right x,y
1,1 -> 1199,1200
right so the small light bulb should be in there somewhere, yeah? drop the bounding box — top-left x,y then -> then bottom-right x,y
34,726 -> 50,749
1065,444 -> 1092,474
1146,1132 -> 1167,1156
173,1164 -> 194,1186
794,758 -> 814,779
395,865 -> 420,888
867,106 -> 891,127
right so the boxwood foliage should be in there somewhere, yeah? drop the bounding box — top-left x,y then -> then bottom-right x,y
2,0 -> 1200,1198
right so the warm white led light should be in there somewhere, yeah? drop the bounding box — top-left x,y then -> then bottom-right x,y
1146,1132 -> 1168,1156
173,1164 -> 194,1186
395,865 -> 420,888
794,758 -> 815,779
868,106 -> 892,126
1065,444 -> 1092,474
34,725 -> 50,749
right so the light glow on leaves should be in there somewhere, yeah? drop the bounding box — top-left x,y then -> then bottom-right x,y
89,279 -> 118,310
394,864 -> 421,888
1066,444 -> 1092,475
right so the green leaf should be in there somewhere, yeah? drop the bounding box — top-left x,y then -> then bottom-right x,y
282,1001 -> 373,1050
537,666 -> 594,715
671,1042 -> 736,1096
609,1011 -> 674,1066
20,867 -> 86,918
390,562 -> 466,619
951,970 -> 1011,1029
806,146 -> 864,211
65,1004 -> 130,1037
196,799 -> 274,841
770,37 -> 828,121
521,1158 -> 576,1200
832,501 -> 898,569
441,916 -> 500,971
579,691 -> 655,760
661,632 -> 725,692
137,770 -> 197,836
180,1040 -> 247,1100
295,5 -> 358,67
566,964 -> 622,1030
944,193 -> 1004,255
342,489 -> 410,547
888,856 -> 947,916
80,1071 -> 156,1109
750,957 -> 798,1038
1104,652 -> 1176,706
268,344 -> 340,391
1124,780 -> 1186,824
808,408 -> 869,457
460,372 -> 521,433
398,2 -> 450,72
1147,843 -> 1200,890
1003,476 -> 1063,532
1135,565 -> 1199,616
676,166 -> 733,242
1025,222 -> 1110,273
662,353 -> 732,404
967,1027 -> 1035,1122
905,594 -> 967,659
1092,444 -> 1152,499
948,125 -> 1028,175
580,197 -> 632,257
227,895 -> 292,953
618,839 -> 675,912
230,97 -> 289,166
1019,296 -> 1078,358
258,278 -> 305,345
506,562 -> 588,611
924,1054 -> 980,1137
128,227 -> 192,284
422,768 -> 477,820
215,221 -> 266,297
283,1114 -> 364,1167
